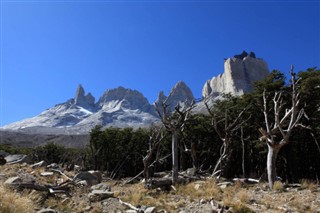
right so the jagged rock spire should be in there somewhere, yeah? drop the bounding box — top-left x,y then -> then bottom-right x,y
74,84 -> 95,109
155,81 -> 195,113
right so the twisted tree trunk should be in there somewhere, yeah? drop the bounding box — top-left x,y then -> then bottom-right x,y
260,66 -> 304,189
172,131 -> 179,185
267,144 -> 280,189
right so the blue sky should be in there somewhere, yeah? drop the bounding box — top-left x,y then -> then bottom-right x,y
1,0 -> 319,126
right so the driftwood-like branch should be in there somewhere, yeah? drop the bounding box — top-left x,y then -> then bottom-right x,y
11,182 -> 70,196
261,66 -> 304,147
50,168 -> 73,181
119,199 -> 139,211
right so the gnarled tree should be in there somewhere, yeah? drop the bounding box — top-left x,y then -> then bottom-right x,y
259,66 -> 305,189
205,96 -> 250,178
142,125 -> 166,184
154,101 -> 194,185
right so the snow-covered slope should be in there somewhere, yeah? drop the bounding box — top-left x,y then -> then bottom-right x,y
2,101 -> 93,130
2,83 -> 194,134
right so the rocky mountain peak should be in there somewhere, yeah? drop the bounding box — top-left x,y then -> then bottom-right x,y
155,91 -> 167,104
74,84 -> 95,109
97,86 -> 152,112
233,51 -> 256,60
202,51 -> 269,98
169,81 -> 194,103
155,81 -> 195,112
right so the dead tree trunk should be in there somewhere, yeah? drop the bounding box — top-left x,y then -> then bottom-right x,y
267,144 -> 280,188
143,126 -> 165,183
241,126 -> 245,177
190,142 -> 198,170
205,101 -> 250,178
172,131 -> 179,185
259,66 -> 305,189
154,100 -> 195,186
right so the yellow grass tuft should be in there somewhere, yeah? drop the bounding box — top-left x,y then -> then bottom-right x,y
300,179 -> 318,192
236,189 -> 250,204
176,178 -> 222,201
232,203 -> 255,213
272,181 -> 284,192
0,183 -> 35,213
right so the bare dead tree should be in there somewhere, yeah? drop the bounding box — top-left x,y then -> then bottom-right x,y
259,65 -> 305,189
205,100 -> 250,178
181,138 -> 199,170
154,101 -> 195,185
240,126 -> 245,177
142,125 -> 166,184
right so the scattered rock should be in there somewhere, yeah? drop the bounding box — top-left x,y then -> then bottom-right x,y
89,170 -> 103,183
74,171 -> 101,186
91,183 -> 111,191
199,199 -> 206,204
88,190 -> 114,202
193,181 -> 206,190
186,167 -> 196,176
217,181 -> 233,189
47,163 -> 61,170
18,173 -> 37,183
144,206 -> 156,213
4,176 -> 22,185
102,198 -> 126,212
76,180 -> 88,186
5,154 -> 30,164
84,206 -> 92,211
194,183 -> 201,190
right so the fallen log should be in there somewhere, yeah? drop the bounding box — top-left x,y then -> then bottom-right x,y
232,178 -> 259,184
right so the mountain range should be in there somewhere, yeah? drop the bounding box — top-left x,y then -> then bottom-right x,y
1,51 -> 269,136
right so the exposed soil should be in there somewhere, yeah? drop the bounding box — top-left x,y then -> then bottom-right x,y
0,163 -> 319,213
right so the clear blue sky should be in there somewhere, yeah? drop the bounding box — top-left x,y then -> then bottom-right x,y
1,0 -> 319,126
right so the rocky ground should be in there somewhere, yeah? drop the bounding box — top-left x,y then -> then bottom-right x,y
0,157 -> 319,213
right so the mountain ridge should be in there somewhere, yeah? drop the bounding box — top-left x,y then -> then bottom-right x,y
1,51 -> 269,135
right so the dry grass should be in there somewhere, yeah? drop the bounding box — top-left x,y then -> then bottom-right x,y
300,179 -> 318,192
232,203 -> 255,213
1,163 -> 319,212
272,181 -> 284,192
0,183 -> 35,213
236,189 -> 250,204
176,178 -> 222,201
117,178 -> 223,210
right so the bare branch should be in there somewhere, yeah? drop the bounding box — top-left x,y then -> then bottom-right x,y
263,89 -> 273,142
